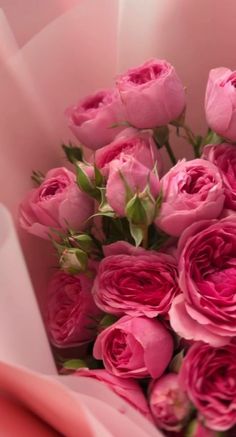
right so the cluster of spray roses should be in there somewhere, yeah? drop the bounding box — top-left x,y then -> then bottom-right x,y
20,58 -> 236,436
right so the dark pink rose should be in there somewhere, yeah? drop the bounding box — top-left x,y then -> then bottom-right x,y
155,159 -> 224,237
66,89 -> 124,150
19,167 -> 93,239
46,270 -> 102,347
106,155 -> 160,217
116,58 -> 186,128
179,342 -> 236,431
202,143 -> 236,210
93,241 -> 180,317
148,373 -> 191,431
95,128 -> 162,177
76,368 -> 152,421
93,315 -> 173,379
169,216 -> 236,346
205,67 -> 236,142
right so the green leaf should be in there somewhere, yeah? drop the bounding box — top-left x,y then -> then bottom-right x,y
154,189 -> 163,217
129,222 -> 143,247
169,350 -> 184,373
63,359 -> 87,370
31,170 -> 45,186
99,314 -> 118,330
170,108 -> 186,127
97,187 -> 115,215
93,211 -> 116,219
202,129 -> 223,146
125,194 -> 147,225
71,234 -> 94,252
76,165 -> 100,200
62,143 -> 83,163
76,165 -> 93,191
94,165 -> 104,186
118,171 -> 133,203
153,125 -> 169,147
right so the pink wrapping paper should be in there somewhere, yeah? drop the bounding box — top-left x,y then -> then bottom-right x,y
0,203 -> 162,435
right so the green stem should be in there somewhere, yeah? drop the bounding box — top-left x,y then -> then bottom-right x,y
182,124 -> 195,145
142,226 -> 148,249
181,125 -> 200,158
165,140 -> 177,165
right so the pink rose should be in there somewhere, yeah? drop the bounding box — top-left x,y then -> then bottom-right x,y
116,58 -> 186,128
169,216 -> 236,346
46,270 -> 102,347
106,155 -> 160,217
76,368 -> 152,421
202,143 -> 236,210
93,315 -> 173,379
148,373 -> 191,431
66,89 -> 124,150
179,342 -> 236,431
92,241 -> 180,317
95,128 -> 162,177
19,167 -> 93,239
205,67 -> 236,142
155,159 -> 224,237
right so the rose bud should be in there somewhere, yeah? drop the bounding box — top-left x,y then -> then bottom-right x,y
59,247 -> 88,275
93,315 -> 173,379
76,368 -> 152,421
95,128 -> 163,178
92,241 -> 180,318
19,167 -> 93,239
116,58 -> 186,129
66,89 -> 124,150
202,142 -> 236,210
169,216 -> 236,347
46,270 -> 102,348
155,159 -> 224,237
205,67 -> 236,142
148,373 -> 191,431
106,155 -> 160,222
179,342 -> 236,431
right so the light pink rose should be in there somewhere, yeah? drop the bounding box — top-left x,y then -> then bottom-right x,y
95,128 -> 162,177
155,159 -> 224,237
148,373 -> 191,431
93,315 -> 173,379
106,155 -> 160,217
76,368 -> 152,421
66,89 -> 124,150
205,67 -> 236,142
92,241 -> 180,317
19,167 -> 93,239
46,270 -> 102,347
179,342 -> 236,431
116,58 -> 186,128
169,216 -> 236,346
202,143 -> 236,210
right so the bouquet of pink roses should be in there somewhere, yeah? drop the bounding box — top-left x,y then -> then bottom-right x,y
19,58 -> 236,437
